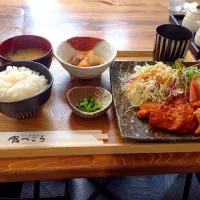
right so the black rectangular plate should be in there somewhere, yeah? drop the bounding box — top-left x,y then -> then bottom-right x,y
110,60 -> 200,142
169,14 -> 200,60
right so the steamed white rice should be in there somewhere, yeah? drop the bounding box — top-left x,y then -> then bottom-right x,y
0,66 -> 48,102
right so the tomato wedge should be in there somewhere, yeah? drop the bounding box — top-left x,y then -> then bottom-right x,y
190,79 -> 200,102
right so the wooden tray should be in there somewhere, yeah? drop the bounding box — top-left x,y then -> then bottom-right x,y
169,14 -> 200,60
0,50 -> 198,158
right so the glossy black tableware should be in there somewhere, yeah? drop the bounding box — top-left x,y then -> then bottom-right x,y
153,24 -> 193,62
0,61 -> 53,119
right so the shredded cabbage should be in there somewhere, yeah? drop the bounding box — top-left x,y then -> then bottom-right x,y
121,62 -> 184,107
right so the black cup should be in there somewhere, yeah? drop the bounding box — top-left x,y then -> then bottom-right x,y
153,24 -> 193,62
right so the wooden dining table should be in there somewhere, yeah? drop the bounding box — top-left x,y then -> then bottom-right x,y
0,0 -> 199,184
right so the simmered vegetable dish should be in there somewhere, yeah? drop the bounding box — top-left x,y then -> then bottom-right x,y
68,51 -> 103,67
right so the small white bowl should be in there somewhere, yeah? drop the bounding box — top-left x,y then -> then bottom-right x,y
54,37 -> 117,79
67,86 -> 112,118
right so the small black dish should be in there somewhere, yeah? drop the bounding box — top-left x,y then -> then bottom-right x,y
0,61 -> 53,119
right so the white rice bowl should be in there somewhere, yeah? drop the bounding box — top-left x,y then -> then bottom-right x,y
0,66 -> 48,102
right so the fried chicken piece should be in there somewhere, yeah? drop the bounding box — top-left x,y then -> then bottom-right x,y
150,105 -> 183,131
137,102 -> 162,119
178,106 -> 197,133
149,98 -> 197,133
194,109 -> 200,134
137,96 -> 198,134
168,95 -> 187,105
191,100 -> 200,109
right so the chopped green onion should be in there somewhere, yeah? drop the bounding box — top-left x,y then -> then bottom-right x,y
76,96 -> 102,112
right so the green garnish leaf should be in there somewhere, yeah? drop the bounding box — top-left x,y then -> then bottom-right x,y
76,96 -> 102,113
171,58 -> 184,69
185,67 -> 200,82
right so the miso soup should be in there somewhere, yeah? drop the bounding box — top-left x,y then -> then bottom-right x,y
5,48 -> 48,61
